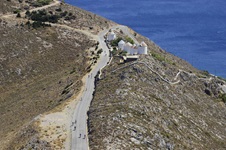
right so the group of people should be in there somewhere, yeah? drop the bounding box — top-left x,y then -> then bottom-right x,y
71,67 -> 97,140
79,133 -> 86,139
71,120 -> 86,139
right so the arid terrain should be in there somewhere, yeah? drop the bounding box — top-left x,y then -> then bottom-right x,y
88,31 -> 226,149
0,0 -> 114,149
0,1 -> 226,150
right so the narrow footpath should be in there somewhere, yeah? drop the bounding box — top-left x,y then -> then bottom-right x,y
1,0 -> 60,19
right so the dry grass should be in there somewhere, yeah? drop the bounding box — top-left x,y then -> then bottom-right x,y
0,0 -> 115,148
0,0 -> 47,14
0,19 -> 95,148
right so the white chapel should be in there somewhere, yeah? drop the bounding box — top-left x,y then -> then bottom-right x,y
118,40 -> 148,55
107,30 -> 116,41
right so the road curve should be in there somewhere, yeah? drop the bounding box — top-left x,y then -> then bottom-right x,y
70,25 -> 138,150
70,27 -> 112,150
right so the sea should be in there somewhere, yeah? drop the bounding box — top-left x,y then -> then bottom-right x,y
65,0 -> 226,78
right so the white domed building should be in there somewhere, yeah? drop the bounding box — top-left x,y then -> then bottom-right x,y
107,30 -> 116,41
118,40 -> 125,50
138,41 -> 148,54
124,42 -> 133,54
117,40 -> 148,55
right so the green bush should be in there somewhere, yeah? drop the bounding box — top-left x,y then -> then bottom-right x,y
119,50 -> 127,56
110,37 -> 123,47
60,11 -> 68,17
122,51 -> 127,56
220,94 -> 226,103
201,70 -> 210,76
125,36 -> 134,44
25,10 -> 30,16
29,10 -> 60,23
31,0 -> 52,7
64,15 -> 75,21
13,9 -> 20,14
112,48 -> 117,56
151,52 -> 165,62
55,7 -> 62,12
16,13 -> 21,18
37,0 -> 52,6
31,21 -> 51,29
218,76 -> 226,82
97,49 -> 103,54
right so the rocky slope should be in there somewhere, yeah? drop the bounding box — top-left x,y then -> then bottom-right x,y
0,1 -> 114,149
1,1 -> 225,150
88,31 -> 226,149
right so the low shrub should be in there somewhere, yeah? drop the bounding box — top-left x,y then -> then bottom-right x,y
110,37 -> 123,47
151,52 -> 165,62
28,10 -> 60,23
201,70 -> 210,76
125,36 -> 134,44
220,94 -> 226,103
97,49 -> 103,54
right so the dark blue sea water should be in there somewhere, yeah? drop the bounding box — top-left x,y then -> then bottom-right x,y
65,0 -> 226,78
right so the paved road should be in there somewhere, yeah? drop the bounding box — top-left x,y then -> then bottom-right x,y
221,85 -> 226,93
70,25 -> 137,150
0,1 -> 133,149
71,27 -> 112,150
119,25 -> 139,44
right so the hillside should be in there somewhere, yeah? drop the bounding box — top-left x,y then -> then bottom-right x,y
0,1 -> 114,149
0,0 -> 54,14
88,31 -> 226,149
0,0 -> 226,150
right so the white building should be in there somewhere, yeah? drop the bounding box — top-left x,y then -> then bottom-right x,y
107,30 -> 116,41
118,40 -> 125,50
124,42 -> 133,54
138,41 -> 148,54
118,40 -> 148,55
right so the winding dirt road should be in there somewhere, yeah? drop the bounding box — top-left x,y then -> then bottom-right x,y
1,0 -> 60,19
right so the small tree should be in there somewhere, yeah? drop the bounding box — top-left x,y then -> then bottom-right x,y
125,36 -> 134,44
112,48 -> 117,56
25,10 -> 30,16
97,49 -> 103,54
220,94 -> 226,103
110,37 -> 123,47
26,21 -> 31,29
16,13 -> 21,18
